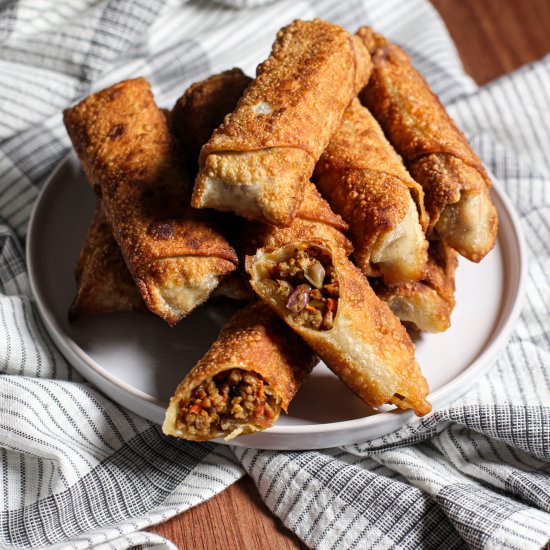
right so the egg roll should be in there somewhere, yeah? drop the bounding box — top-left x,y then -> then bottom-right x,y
246,241 -> 431,416
63,78 -> 238,325
69,205 -> 145,320
371,241 -> 458,333
193,19 -> 372,226
163,301 -> 317,441
315,98 -> 428,283
357,27 -> 497,262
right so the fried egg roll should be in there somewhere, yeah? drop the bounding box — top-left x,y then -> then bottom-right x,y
64,78 -> 238,325
357,28 -> 497,262
71,204 -> 250,319
193,19 -> 372,226
163,301 -> 317,441
70,205 -> 145,320
315,98 -> 428,283
371,241 -> 458,333
246,241 -> 431,416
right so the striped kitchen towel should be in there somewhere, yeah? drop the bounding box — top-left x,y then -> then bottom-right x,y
0,0 -> 549,548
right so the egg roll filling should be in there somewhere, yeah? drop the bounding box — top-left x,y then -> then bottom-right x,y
263,245 -> 339,331
177,368 -> 279,438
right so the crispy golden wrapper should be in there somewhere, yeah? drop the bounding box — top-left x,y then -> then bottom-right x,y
163,301 -> 317,441
171,68 -> 252,177
371,241 -> 458,333
246,241 -> 431,416
64,78 -> 238,325
358,27 -> 498,262
70,206 -> 250,319
213,181 -> 353,303
315,98 -> 428,283
70,206 -> 145,320
240,181 -> 352,257
193,19 -> 372,226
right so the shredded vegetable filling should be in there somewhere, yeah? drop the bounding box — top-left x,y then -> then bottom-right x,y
178,369 -> 277,437
269,245 -> 339,330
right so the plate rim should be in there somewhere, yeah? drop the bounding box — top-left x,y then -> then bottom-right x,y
26,152 -> 528,440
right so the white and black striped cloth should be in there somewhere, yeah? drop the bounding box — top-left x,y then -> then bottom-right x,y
0,0 -> 548,548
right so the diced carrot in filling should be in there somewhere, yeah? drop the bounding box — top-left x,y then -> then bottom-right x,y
177,369 -> 277,437
268,246 -> 339,330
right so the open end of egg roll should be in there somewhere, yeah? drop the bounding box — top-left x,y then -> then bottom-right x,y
166,368 -> 281,440
163,301 -> 317,441
369,197 -> 427,282
194,147 -> 313,226
246,242 -> 432,416
372,241 -> 458,332
251,244 -> 340,331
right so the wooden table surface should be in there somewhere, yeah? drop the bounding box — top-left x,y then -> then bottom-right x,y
149,0 -> 550,548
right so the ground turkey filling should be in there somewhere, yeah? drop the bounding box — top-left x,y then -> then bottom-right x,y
268,246 -> 339,330
178,369 -> 278,437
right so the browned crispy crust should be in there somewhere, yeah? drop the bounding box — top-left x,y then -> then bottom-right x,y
70,206 -> 146,320
240,181 -> 352,257
171,69 -> 252,177
163,301 -> 317,440
193,19 -> 372,226
315,98 -> 427,282
357,27 -> 497,262
63,78 -> 238,325
371,241 -> 458,332
246,241 -> 431,416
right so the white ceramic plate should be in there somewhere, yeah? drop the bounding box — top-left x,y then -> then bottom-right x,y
27,152 -> 526,450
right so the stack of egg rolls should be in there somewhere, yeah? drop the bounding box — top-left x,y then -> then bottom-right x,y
64,78 -> 238,325
70,70 -> 351,317
193,19 -> 372,226
64,20 -> 508,440
68,71 -> 353,439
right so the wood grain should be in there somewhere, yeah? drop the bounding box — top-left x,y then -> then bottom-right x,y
148,476 -> 306,549
432,0 -> 550,84
149,1 -> 550,548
